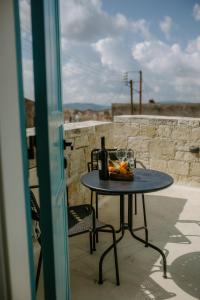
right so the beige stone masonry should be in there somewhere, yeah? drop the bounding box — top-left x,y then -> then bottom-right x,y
114,115 -> 200,187
29,116 -> 200,206
64,121 -> 112,204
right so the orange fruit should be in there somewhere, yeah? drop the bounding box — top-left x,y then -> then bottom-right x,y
108,166 -> 115,172
120,161 -> 128,169
119,167 -> 127,174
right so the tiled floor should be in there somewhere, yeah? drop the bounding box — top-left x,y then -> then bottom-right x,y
37,184 -> 200,300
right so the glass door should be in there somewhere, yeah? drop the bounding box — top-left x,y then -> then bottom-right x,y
31,1 -> 70,299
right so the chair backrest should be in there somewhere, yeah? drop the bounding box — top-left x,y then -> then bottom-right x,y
30,189 -> 40,221
88,148 -> 146,172
29,187 -> 93,238
88,148 -> 118,172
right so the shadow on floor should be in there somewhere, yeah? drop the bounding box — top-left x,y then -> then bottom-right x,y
170,251 -> 200,299
70,194 -> 194,300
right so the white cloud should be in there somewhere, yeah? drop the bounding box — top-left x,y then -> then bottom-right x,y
92,37 -> 133,72
59,0 -> 151,104
130,19 -> 151,40
115,13 -> 129,29
22,58 -> 34,100
193,3 -> 200,21
19,0 -> 200,104
60,0 -> 150,42
60,0 -> 116,42
19,0 -> 30,30
132,36 -> 200,101
132,40 -> 183,74
159,16 -> 173,40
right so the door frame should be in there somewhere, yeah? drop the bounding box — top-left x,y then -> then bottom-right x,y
0,0 -> 35,299
31,0 -> 70,299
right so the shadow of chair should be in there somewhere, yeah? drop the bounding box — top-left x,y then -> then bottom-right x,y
30,185 -> 120,293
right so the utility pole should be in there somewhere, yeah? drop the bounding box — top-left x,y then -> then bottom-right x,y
139,70 -> 142,114
130,79 -> 133,114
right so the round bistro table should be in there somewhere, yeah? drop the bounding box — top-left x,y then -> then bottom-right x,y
81,168 -> 173,279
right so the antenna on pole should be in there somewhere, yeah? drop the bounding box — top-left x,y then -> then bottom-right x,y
122,71 -> 134,114
122,70 -> 143,115
130,79 -> 133,115
122,72 -> 128,86
139,70 -> 142,114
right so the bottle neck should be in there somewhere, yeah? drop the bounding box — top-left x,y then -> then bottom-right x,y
101,137 -> 105,149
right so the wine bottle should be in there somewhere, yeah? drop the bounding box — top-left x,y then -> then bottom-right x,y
98,136 -> 109,180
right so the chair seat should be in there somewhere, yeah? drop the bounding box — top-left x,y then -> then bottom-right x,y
30,189 -> 120,287
68,204 -> 104,236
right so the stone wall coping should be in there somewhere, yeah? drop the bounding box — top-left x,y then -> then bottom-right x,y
114,115 -> 200,122
63,120 -> 111,131
26,121 -> 111,137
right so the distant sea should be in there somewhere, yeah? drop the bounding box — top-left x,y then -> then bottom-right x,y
63,102 -> 111,111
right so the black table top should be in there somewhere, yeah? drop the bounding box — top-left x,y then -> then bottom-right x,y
81,169 -> 173,195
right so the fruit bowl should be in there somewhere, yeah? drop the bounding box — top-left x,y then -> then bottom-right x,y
108,160 -> 134,181
109,172 -> 134,181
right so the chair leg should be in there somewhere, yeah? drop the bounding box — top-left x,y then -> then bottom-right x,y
97,225 -> 120,286
89,232 -> 93,254
142,193 -> 148,247
95,193 -> 99,243
90,190 -> 93,206
36,248 -> 42,291
92,231 -> 96,251
134,194 -> 137,215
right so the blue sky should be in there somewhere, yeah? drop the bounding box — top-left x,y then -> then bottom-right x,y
102,0 -> 200,46
20,0 -> 200,104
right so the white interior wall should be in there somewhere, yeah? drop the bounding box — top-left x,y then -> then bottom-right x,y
0,0 -> 32,299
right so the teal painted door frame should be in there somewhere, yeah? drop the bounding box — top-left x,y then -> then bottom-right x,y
31,1 -> 70,299
13,1 -> 36,298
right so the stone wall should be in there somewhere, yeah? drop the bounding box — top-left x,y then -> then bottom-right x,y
112,103 -> 200,118
113,115 -> 200,187
29,116 -> 200,206
64,121 -> 113,205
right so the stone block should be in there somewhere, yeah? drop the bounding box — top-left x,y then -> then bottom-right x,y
187,176 -> 200,187
171,126 -> 191,140
128,136 -> 150,159
114,123 -> 140,136
149,139 -> 175,160
189,162 -> 200,177
136,159 -> 149,169
74,135 -> 89,149
157,125 -> 172,138
175,141 -> 191,152
111,135 -> 128,149
68,148 -> 86,176
175,151 -> 199,162
191,128 -> 200,142
95,123 -> 111,135
140,124 -> 157,138
149,159 -> 167,171
168,160 -> 189,176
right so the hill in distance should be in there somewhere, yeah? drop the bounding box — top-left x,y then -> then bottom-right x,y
63,102 -> 111,111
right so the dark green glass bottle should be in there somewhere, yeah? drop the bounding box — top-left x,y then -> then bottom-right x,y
99,136 -> 109,180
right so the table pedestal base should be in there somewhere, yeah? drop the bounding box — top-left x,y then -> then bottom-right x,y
116,194 -> 167,278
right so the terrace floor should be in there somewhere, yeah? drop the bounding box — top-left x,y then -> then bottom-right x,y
38,184 -> 200,300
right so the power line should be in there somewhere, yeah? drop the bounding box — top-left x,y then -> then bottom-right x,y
122,70 -> 143,114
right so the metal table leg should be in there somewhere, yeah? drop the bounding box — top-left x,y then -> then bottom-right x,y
128,194 -> 167,278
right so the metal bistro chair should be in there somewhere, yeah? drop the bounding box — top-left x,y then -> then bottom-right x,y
88,148 -> 148,246
30,185 -> 120,292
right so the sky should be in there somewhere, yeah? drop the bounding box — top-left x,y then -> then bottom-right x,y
20,0 -> 200,105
